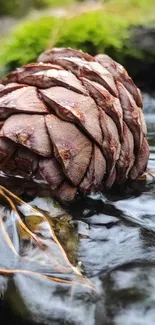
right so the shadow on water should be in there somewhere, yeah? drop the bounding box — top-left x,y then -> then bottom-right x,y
0,92 -> 155,325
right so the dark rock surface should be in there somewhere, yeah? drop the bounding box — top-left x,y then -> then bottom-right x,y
123,26 -> 155,90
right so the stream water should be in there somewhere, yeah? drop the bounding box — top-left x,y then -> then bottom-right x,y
0,92 -> 155,325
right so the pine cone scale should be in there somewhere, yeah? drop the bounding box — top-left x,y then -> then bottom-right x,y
81,77 -> 123,138
0,47 -> 149,202
45,114 -> 92,186
95,53 -> 142,107
39,157 -> 65,190
1,114 -> 53,157
116,122 -> 135,182
40,86 -> 103,147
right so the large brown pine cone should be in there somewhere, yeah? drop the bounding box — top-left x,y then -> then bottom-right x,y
0,48 -> 149,202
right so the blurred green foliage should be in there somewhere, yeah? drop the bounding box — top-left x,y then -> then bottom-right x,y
32,0 -> 73,9
0,0 -> 25,17
0,0 -> 73,16
0,11 -> 130,72
0,17 -> 59,70
56,11 -> 129,57
104,0 -> 155,24
0,0 -> 155,75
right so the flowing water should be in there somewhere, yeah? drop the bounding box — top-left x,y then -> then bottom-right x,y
0,92 -> 155,325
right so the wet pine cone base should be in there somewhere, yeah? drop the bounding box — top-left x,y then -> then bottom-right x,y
0,48 -> 149,202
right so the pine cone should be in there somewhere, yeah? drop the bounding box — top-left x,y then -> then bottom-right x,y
0,48 -> 149,202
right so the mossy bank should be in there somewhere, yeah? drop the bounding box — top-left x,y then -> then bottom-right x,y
0,0 -> 155,89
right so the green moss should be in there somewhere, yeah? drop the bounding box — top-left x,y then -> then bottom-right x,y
103,0 -> 155,25
0,11 -> 130,74
0,0 -> 25,17
32,0 -> 74,9
0,0 -> 155,76
0,16 -> 61,72
0,0 -> 74,16
54,1 -> 155,64
56,11 -> 130,57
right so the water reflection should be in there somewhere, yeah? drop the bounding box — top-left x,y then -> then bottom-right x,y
1,93 -> 155,324
68,92 -> 155,324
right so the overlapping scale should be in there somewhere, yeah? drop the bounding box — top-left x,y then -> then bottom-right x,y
81,77 -> 123,138
45,114 -> 92,186
0,86 -> 49,118
40,86 -> 102,146
95,53 -> 142,107
0,47 -> 149,202
1,114 -> 52,156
